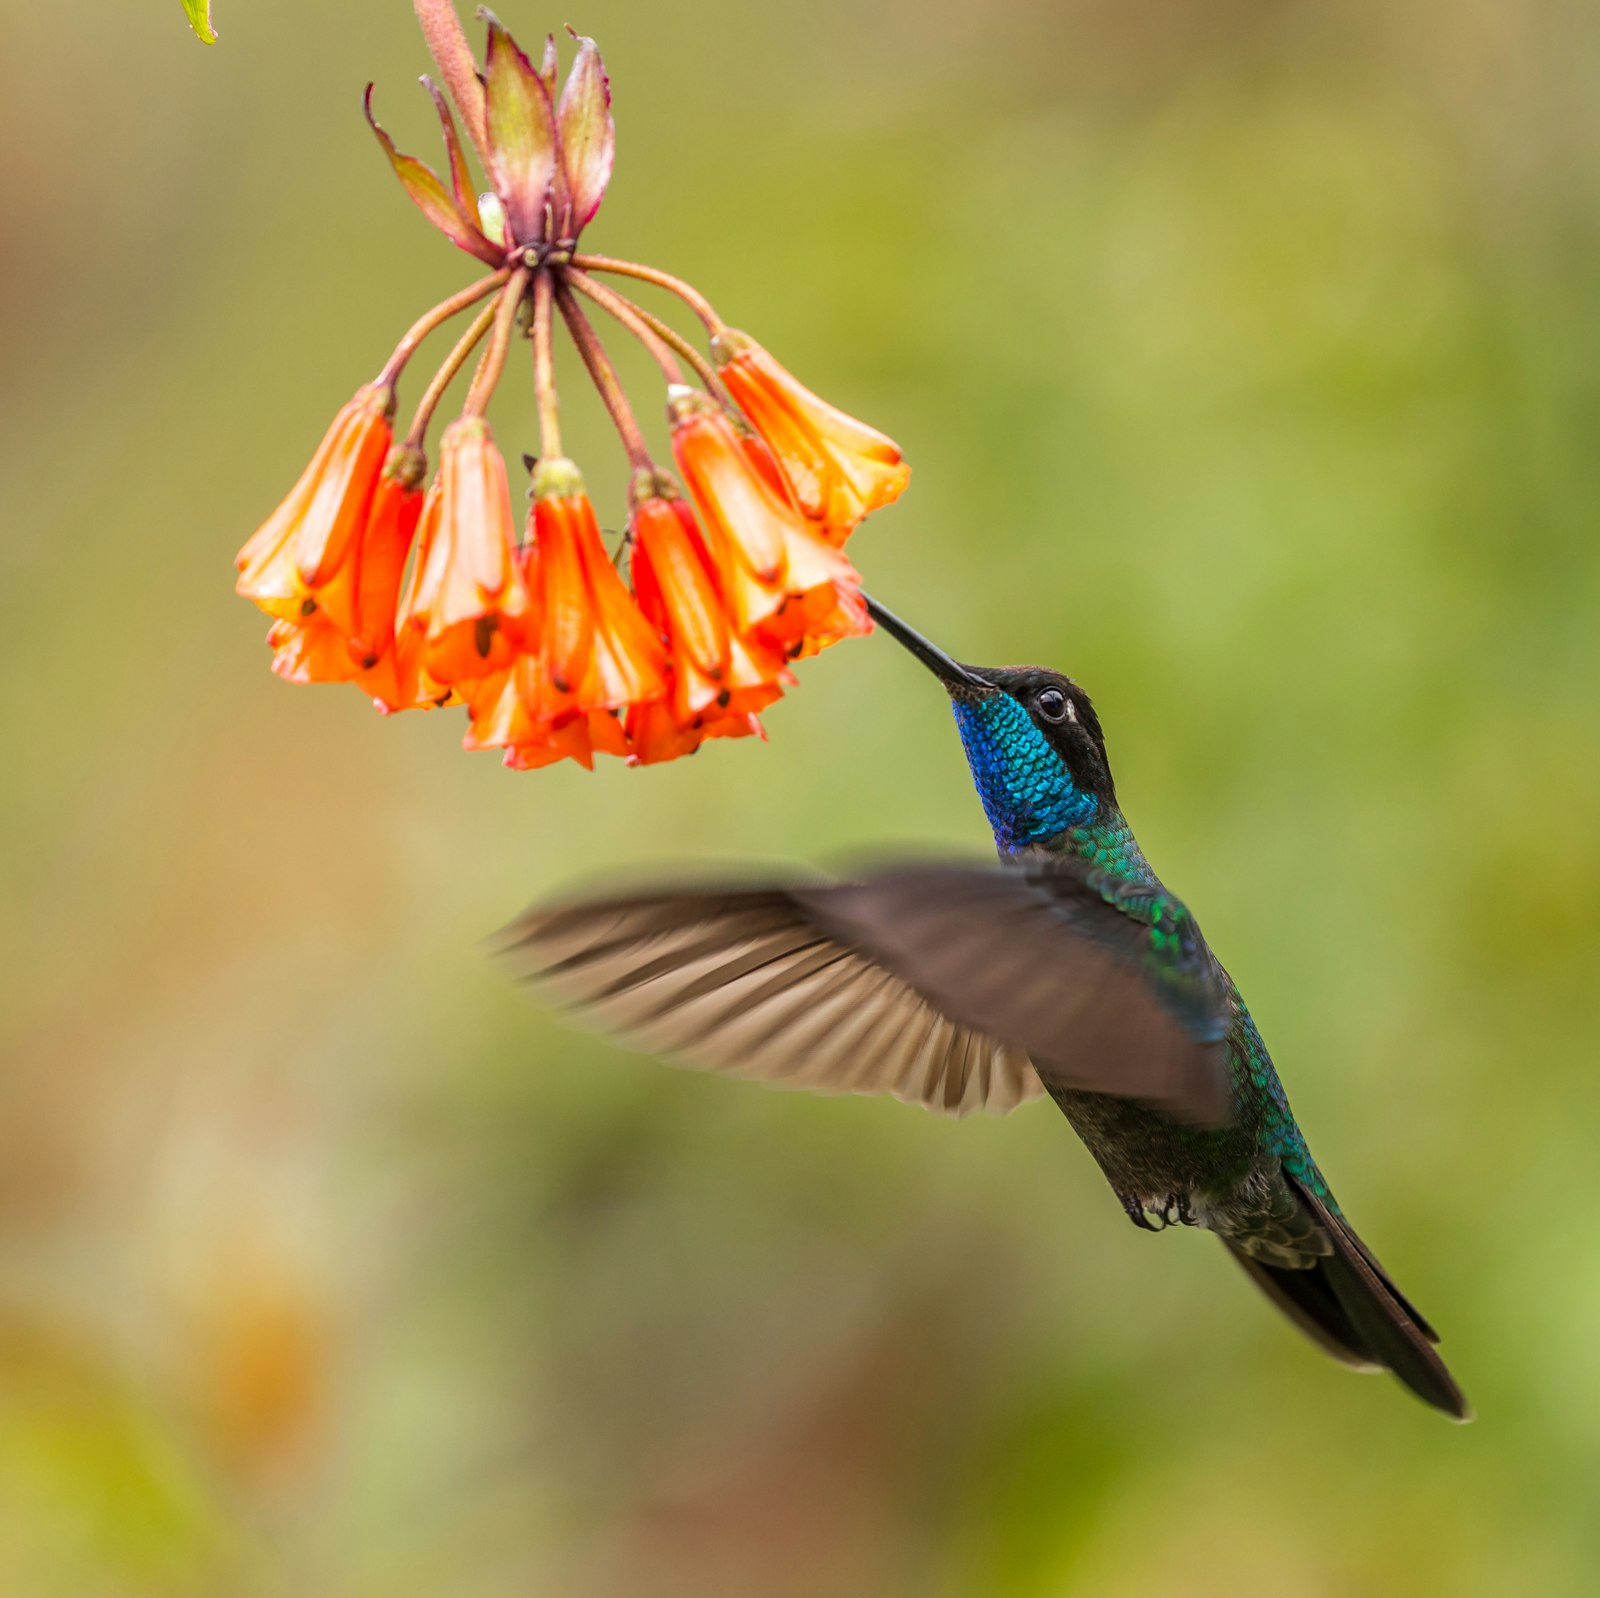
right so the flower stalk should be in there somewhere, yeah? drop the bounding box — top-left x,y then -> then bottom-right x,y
566,269 -> 696,388
405,299 -> 497,448
463,265 -> 532,418
380,268 -> 509,386
571,254 -> 724,333
530,269 -> 563,462
412,0 -> 489,164
556,284 -> 653,473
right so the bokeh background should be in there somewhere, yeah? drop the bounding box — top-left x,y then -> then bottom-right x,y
4,0 -> 1599,1592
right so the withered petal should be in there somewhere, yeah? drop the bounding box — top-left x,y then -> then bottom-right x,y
365,85 -> 500,264
482,12 -> 558,245
556,33 -> 615,234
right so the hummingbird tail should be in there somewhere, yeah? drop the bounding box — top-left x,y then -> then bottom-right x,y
1224,1173 -> 1472,1421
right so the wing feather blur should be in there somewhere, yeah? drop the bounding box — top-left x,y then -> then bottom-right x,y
499,887 -> 1042,1117
498,860 -> 1232,1125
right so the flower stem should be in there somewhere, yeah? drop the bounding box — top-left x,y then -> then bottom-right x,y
565,268 -> 701,386
404,299 -> 497,448
412,0 -> 490,167
530,269 -> 563,460
569,254 -> 723,334
556,283 -> 654,472
463,266 -> 531,419
379,268 -> 509,385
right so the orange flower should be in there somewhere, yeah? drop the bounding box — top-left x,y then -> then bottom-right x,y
629,493 -> 788,726
266,616 -> 408,706
348,467 -> 425,670
622,696 -> 766,766
522,461 -> 667,724
459,462 -> 666,770
236,383 -> 395,634
462,656 -> 632,771
669,391 -> 870,660
398,417 -> 530,683
235,16 -> 897,777
712,328 -> 910,545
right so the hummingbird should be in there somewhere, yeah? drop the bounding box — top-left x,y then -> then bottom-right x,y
499,595 -> 1469,1420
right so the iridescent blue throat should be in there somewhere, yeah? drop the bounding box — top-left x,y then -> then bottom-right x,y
952,695 -> 1098,852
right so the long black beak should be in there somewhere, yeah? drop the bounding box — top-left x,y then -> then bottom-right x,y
863,594 -> 989,691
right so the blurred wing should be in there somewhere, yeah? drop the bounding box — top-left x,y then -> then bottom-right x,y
790,862 -> 1232,1125
497,885 -> 1043,1117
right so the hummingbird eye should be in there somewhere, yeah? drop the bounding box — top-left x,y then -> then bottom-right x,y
1035,687 -> 1073,723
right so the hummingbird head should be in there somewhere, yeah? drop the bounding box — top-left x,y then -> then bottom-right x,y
865,596 -> 1115,852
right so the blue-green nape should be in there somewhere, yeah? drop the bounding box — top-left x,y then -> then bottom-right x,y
952,693 -> 1098,851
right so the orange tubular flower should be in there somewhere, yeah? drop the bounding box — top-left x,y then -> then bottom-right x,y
623,698 -> 765,766
462,655 -> 631,771
237,11 -> 900,775
461,462 -> 665,770
629,494 -> 788,728
524,462 -> 667,724
265,616 -> 414,711
399,417 -> 530,684
235,383 -> 395,635
712,328 -> 910,545
669,390 -> 871,661
348,465 -> 425,670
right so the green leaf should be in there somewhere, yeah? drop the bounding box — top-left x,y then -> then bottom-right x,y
181,0 -> 217,44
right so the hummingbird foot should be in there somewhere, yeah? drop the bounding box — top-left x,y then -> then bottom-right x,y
1120,1191 -> 1200,1231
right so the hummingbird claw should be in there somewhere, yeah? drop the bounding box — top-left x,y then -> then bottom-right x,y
1121,1192 -> 1161,1232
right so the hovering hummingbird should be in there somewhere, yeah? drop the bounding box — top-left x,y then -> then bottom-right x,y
500,596 -> 1469,1420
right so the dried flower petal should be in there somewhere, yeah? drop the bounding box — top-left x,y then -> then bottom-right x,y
365,86 -> 500,264
556,33 -> 615,235
423,75 -> 481,227
482,12 -> 558,245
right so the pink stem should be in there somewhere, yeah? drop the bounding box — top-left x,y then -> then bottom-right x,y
413,0 -> 490,168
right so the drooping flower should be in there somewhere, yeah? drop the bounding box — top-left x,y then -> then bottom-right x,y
347,461 -> 426,670
265,616 -> 409,708
623,697 -> 765,766
398,417 -> 530,683
669,390 -> 871,660
712,329 -> 910,545
237,9 -> 908,772
459,461 -> 666,769
236,384 -> 395,635
628,493 -> 788,727
521,460 -> 667,722
466,654 -> 632,770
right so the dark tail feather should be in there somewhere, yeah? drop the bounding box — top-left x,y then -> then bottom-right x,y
1226,1246 -> 1379,1370
1231,1174 -> 1472,1422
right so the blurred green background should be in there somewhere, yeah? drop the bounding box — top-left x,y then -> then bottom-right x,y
3,0 -> 1599,1592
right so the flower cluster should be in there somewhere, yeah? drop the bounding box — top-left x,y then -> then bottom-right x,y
235,9 -> 909,769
